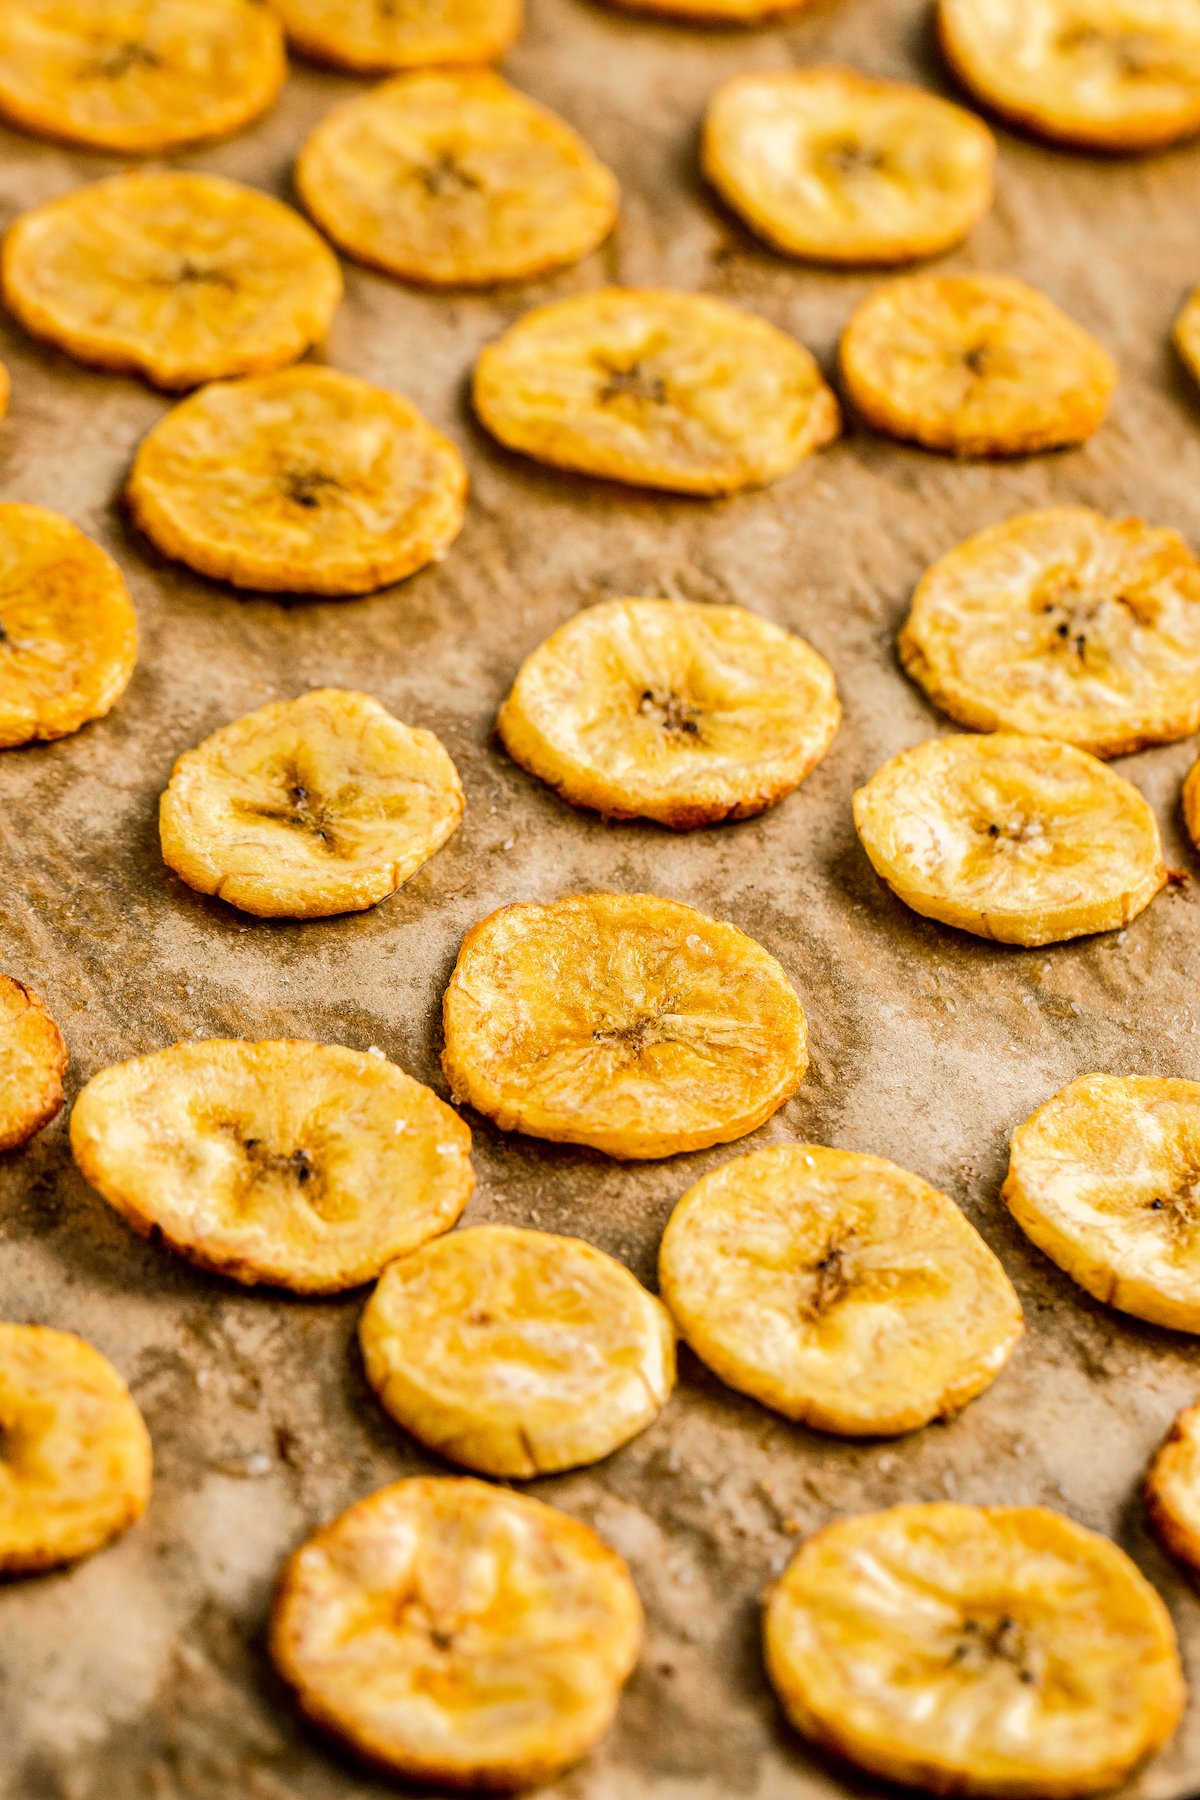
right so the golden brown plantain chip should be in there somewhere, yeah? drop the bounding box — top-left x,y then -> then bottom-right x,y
1146,1397 -> 1200,1573
70,1038 -> 473,1292
296,71 -> 617,287
126,366 -> 467,595
271,0 -> 520,73
0,974 -> 66,1152
3,173 -> 343,391
271,1477 -> 642,1788
0,0 -> 285,153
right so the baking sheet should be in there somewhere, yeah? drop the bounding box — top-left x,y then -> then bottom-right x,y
4,1 -> 1200,1794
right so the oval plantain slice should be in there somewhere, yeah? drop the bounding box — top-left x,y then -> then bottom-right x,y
659,1144 -> 1022,1436
497,597 -> 840,828
472,288 -> 840,496
901,509 -> 1200,756
442,892 -> 808,1159
296,71 -> 617,288
0,973 -> 66,1152
126,366 -> 467,595
702,69 -> 995,267
841,277 -> 1116,458
1145,1398 -> 1200,1572
0,1323 -> 152,1574
360,1224 -> 675,1477
271,0 -> 520,72
852,733 -> 1165,946
1174,284 -> 1200,394
0,0 -> 285,154
3,173 -> 343,392
271,1476 -> 642,1788
159,688 -> 463,919
1003,1073 -> 1200,1333
764,1503 -> 1185,1799
0,503 -> 138,749
70,1038 -> 473,1293
938,0 -> 1200,153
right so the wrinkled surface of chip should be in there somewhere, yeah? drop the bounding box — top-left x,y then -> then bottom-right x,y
160,688 -> 463,918
3,173 -> 342,391
0,0 -> 285,153
360,1224 -> 675,1476
497,597 -> 840,828
0,974 -> 66,1152
1003,1074 -> 1200,1332
659,1144 -> 1022,1436
841,277 -> 1116,457
0,503 -> 137,749
297,71 -> 617,287
271,1476 -> 642,1788
126,366 -> 467,595
702,69 -> 995,266
272,0 -> 520,71
938,0 -> 1200,152
70,1039 -> 473,1292
901,509 -> 1200,756
853,733 -> 1165,946
442,892 -> 807,1159
473,288 -> 840,495
0,1323 -> 152,1574
765,1503 -> 1184,1798
1146,1398 -> 1200,1572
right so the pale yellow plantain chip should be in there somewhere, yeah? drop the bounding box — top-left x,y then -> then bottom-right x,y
1145,1398 -> 1200,1573
160,688 -> 463,919
271,0 -> 520,73
938,0 -> 1200,152
360,1224 -> 675,1476
473,288 -> 840,496
0,503 -> 137,749
659,1144 -> 1022,1436
764,1503 -> 1185,1799
841,277 -> 1116,457
0,1323 -> 151,1574
70,1039 -> 473,1293
270,1476 -> 642,1789
702,69 -> 995,267
1003,1074 -> 1200,1333
296,71 -> 617,288
852,733 -> 1165,946
3,173 -> 343,391
497,597 -> 840,829
126,366 -> 467,595
442,892 -> 808,1159
901,509 -> 1200,757
0,0 -> 285,154
0,974 -> 66,1152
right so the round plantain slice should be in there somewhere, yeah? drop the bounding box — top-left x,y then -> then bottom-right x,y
937,0 -> 1200,153
1146,1398 -> 1200,1572
841,277 -> 1116,458
360,1224 -> 675,1477
296,71 -> 617,288
0,974 -> 66,1152
271,0 -> 520,73
901,509 -> 1200,757
126,366 -> 467,596
764,1503 -> 1185,1799
852,733 -> 1165,947
3,173 -> 342,392
472,288 -> 840,496
271,1476 -> 642,1789
70,1038 -> 473,1293
0,1323 -> 152,1574
0,503 -> 138,749
497,597 -> 840,829
159,688 -> 463,919
1003,1074 -> 1200,1333
442,892 -> 808,1159
702,69 -> 995,267
659,1144 -> 1022,1436
0,0 -> 285,154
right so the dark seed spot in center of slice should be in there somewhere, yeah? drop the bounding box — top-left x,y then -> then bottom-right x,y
282,468 -> 341,510
638,689 -> 701,736
91,40 -> 160,79
598,362 -> 669,408
953,1614 -> 1034,1682
419,151 -> 482,198
823,139 -> 884,177
963,344 -> 991,377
